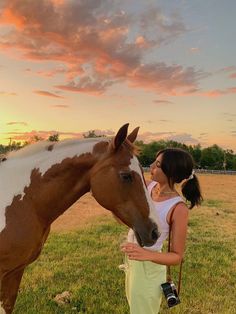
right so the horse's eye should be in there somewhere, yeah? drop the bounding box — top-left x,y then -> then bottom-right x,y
119,172 -> 133,183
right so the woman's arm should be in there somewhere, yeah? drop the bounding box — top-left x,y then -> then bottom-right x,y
121,203 -> 189,266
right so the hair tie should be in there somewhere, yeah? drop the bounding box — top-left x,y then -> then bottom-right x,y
188,169 -> 195,180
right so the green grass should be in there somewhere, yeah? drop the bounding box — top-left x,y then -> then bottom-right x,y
15,222 -> 129,314
14,208 -> 236,314
202,199 -> 224,208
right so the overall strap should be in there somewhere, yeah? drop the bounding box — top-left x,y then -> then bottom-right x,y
167,201 -> 185,295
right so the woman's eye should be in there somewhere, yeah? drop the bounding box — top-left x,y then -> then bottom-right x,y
119,172 -> 133,183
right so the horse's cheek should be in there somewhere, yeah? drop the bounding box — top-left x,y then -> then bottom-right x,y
90,178 -> 112,209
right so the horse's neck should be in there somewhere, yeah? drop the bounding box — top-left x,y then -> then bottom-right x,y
35,154 -> 94,224
0,138 -> 108,228
31,141 -> 106,225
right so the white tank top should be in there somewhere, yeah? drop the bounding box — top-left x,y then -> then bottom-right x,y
127,181 -> 184,251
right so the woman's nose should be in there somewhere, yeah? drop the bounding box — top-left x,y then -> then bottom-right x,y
150,162 -> 155,169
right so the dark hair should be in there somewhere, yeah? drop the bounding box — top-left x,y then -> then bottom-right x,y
156,148 -> 203,209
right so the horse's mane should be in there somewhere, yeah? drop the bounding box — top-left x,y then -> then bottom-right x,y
123,139 -> 139,155
3,138 -> 105,161
6,141 -> 53,160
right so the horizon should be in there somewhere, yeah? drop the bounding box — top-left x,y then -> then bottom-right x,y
1,1 -> 236,152
1,130 -> 235,154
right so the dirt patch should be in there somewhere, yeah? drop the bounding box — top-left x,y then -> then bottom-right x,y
191,174 -> 236,240
197,174 -> 236,204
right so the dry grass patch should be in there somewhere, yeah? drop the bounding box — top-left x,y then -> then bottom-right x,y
52,174 -> 236,240
51,193 -> 111,232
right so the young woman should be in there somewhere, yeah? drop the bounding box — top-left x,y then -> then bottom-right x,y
121,148 -> 203,314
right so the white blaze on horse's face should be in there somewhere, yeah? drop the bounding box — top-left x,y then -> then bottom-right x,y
129,156 -> 160,226
0,302 -> 5,314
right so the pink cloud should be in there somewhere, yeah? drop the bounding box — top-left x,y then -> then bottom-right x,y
138,131 -> 174,143
219,66 -> 236,73
34,90 -> 64,98
4,126 -> 202,148
190,47 -> 200,53
153,99 -> 173,104
217,66 -> 236,79
201,90 -> 224,98
5,128 -> 115,142
5,128 -> 199,146
55,76 -> 114,95
51,0 -> 65,5
0,0 -> 204,96
228,87 -> 236,93
201,86 -> 236,98
0,91 -> 17,96
51,104 -> 70,108
127,63 -> 205,95
136,131 -> 199,145
0,7 -> 26,30
33,66 -> 67,78
6,121 -> 28,126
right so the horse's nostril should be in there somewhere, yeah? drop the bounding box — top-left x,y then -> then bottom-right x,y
151,228 -> 159,241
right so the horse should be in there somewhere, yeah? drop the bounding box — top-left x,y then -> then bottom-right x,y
0,123 -> 159,313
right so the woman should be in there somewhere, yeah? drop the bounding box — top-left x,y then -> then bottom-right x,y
121,148 -> 203,314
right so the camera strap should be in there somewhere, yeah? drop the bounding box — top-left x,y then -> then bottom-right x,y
166,201 -> 184,295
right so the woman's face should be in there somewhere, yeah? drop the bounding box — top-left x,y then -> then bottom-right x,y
150,153 -> 168,184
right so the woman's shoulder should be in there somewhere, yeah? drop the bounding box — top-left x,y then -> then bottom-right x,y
172,202 -> 189,219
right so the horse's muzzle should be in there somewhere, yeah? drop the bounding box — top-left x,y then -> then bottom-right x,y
134,222 -> 160,247
151,227 -> 159,242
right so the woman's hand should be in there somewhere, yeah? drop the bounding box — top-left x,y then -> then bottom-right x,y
121,242 -> 182,265
121,243 -> 152,261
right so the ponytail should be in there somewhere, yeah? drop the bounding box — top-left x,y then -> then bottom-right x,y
181,174 -> 203,209
156,148 -> 203,208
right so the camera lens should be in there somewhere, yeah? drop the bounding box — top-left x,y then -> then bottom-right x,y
167,295 -> 177,306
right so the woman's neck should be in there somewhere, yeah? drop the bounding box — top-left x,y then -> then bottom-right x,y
154,183 -> 178,197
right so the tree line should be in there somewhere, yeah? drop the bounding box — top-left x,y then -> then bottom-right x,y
136,140 -> 236,170
1,133 -> 236,170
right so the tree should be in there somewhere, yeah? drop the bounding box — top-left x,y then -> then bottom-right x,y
48,134 -> 59,142
32,135 -> 44,142
200,145 -> 224,169
83,130 -> 105,138
189,144 -> 202,168
137,140 -> 168,167
224,149 -> 235,170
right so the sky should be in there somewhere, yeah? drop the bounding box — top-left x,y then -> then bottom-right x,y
0,0 -> 236,151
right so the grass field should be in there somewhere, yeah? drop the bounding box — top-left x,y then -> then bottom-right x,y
14,174 -> 236,314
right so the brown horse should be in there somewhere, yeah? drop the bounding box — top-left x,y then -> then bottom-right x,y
0,123 -> 159,313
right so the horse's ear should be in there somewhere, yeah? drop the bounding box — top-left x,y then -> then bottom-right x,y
112,123 -> 129,151
127,126 -> 139,143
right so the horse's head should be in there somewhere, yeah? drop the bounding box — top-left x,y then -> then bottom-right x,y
90,124 -> 160,247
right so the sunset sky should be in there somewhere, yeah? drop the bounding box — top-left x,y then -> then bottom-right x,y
0,0 -> 236,151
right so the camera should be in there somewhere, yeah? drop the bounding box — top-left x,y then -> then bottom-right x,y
161,282 -> 180,308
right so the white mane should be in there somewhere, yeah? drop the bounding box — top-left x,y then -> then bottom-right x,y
6,137 -> 107,160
